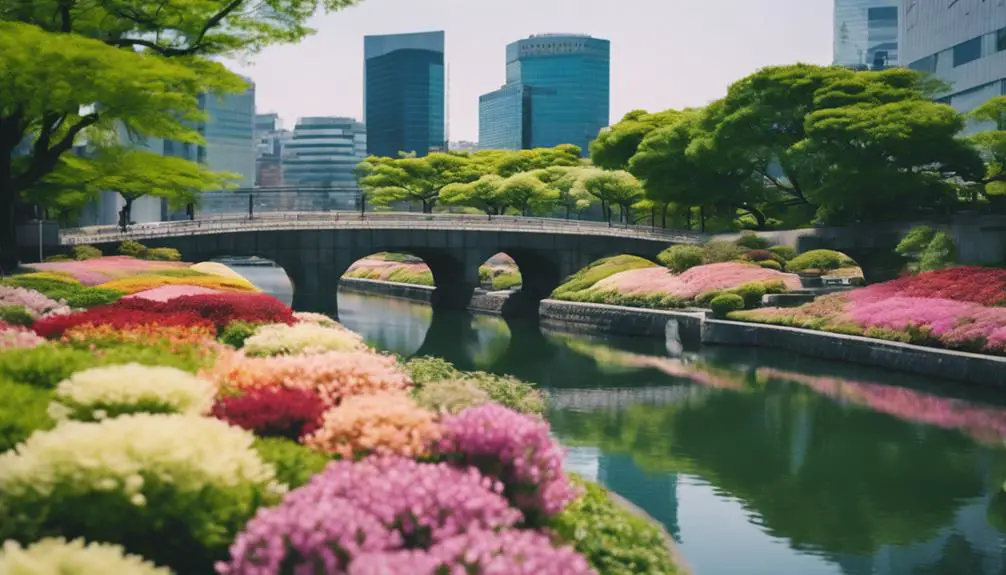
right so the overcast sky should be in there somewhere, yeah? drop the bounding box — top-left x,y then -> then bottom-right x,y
233,0 -> 834,141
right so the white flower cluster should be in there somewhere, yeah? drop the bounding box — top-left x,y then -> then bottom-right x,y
0,414 -> 285,505
242,322 -> 366,357
292,311 -> 339,327
0,538 -> 173,575
49,364 -> 215,422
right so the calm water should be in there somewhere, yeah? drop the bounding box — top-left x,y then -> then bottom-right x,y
232,265 -> 1006,575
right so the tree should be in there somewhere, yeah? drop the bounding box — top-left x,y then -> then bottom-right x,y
531,166 -> 592,219
500,173 -> 556,216
0,0 -> 359,268
440,174 -> 507,218
968,96 -> 1006,206
589,109 -> 680,170
574,169 -> 645,224
494,146 -> 581,177
359,153 -> 476,213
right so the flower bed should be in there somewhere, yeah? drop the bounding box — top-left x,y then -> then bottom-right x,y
29,256 -> 189,286
0,284 -> 683,574
733,267 -> 1006,356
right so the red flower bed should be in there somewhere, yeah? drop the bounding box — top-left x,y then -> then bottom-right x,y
115,292 -> 295,328
211,386 -> 326,441
852,267 -> 1006,306
33,308 -> 213,340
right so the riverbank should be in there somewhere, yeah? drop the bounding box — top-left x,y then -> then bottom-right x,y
339,277 -> 515,316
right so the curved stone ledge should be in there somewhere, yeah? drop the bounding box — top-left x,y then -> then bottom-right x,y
701,319 -> 1006,387
338,277 -> 434,302
540,299 -> 707,343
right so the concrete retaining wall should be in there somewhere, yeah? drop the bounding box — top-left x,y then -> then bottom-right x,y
540,299 -> 707,343
701,319 -> 1006,387
338,278 -> 434,303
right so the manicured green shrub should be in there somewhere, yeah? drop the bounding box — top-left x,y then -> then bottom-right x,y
386,267 -> 435,286
0,305 -> 34,327
403,357 -> 463,386
734,231 -> 772,250
71,245 -> 102,261
43,254 -> 72,262
219,321 -> 258,349
695,290 -> 722,307
491,271 -> 522,290
787,249 -> 851,273
551,476 -> 682,575
479,266 -> 494,283
145,247 -> 182,262
118,240 -> 148,258
464,371 -> 546,415
0,378 -> 54,453
659,245 -> 705,273
768,245 -> 798,261
762,280 -> 788,294
731,282 -> 767,309
710,293 -> 745,317
253,437 -> 332,489
918,232 -> 957,273
758,259 -> 783,271
701,241 -> 745,264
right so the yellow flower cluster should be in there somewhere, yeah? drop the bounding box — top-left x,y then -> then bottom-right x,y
50,364 -> 216,422
0,538 -> 173,575
97,274 -> 258,295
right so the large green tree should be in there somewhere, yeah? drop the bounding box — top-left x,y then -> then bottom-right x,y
574,169 -> 645,224
969,96 -> 1006,207
359,153 -> 477,213
589,109 -> 680,170
0,0 -> 358,268
500,172 -> 556,216
439,174 -> 508,217
532,166 -> 592,219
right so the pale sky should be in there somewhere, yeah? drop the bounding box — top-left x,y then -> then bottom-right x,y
233,0 -> 834,142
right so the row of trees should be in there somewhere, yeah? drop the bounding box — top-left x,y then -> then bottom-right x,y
0,1 -> 361,268
591,64 -> 1006,230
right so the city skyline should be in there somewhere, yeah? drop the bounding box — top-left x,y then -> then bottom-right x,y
231,0 -> 833,142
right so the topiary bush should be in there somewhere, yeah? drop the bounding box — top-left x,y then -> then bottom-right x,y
734,231 -> 772,250
0,414 -> 285,573
702,241 -> 745,264
787,249 -> 851,273
71,245 -> 103,261
0,378 -> 54,453
758,259 -> 783,271
144,247 -> 182,262
695,290 -> 722,307
551,476 -> 682,575
119,240 -> 148,258
731,282 -> 767,309
0,305 -> 34,327
659,245 -> 705,273
710,293 -> 745,317
768,245 -> 797,261
491,271 -> 522,291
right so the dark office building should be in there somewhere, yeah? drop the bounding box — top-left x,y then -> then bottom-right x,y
363,31 -> 446,158
479,34 -> 610,156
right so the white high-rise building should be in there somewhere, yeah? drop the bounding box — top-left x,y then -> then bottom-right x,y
834,0 -> 900,69
281,117 -> 367,188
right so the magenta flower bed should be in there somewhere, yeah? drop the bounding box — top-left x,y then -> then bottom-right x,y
593,262 -> 800,299
31,256 -> 188,285
125,285 -> 222,302
0,286 -> 70,317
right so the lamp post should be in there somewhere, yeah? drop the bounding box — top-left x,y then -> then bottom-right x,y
34,205 -> 43,263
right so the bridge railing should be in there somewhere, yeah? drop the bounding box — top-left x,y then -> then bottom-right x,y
59,212 -> 707,245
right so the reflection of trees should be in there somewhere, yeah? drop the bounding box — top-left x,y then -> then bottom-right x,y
551,385 -> 1001,555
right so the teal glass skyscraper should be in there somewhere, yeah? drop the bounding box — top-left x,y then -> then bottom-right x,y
479,34 -> 610,156
364,31 -> 445,158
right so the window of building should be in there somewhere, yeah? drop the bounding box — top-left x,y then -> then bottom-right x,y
953,37 -> 981,67
998,28 -> 1006,53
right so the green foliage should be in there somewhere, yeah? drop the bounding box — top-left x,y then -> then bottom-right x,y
710,294 -> 745,317
2,276 -> 123,309
574,168 -> 646,223
402,357 -> 544,414
735,231 -> 772,250
553,256 -> 656,298
895,226 -> 936,260
658,245 -> 705,273
71,245 -> 102,261
0,379 -> 54,453
758,260 -> 783,271
252,437 -> 332,489
501,172 -> 557,216
897,226 -> 958,273
0,306 -> 34,327
695,290 -> 722,307
219,322 -> 258,349
787,250 -> 852,273
413,379 -> 491,415
386,268 -> 435,286
43,254 -> 71,262
768,245 -> 798,261
558,289 -> 685,310
0,344 -> 213,389
144,247 -> 182,262
702,241 -> 745,264
590,110 -> 682,170
532,166 -> 593,218
403,357 -> 461,386
730,282 -> 767,309
491,271 -> 522,291
440,174 -> 508,216
118,240 -> 148,258
551,476 -> 683,575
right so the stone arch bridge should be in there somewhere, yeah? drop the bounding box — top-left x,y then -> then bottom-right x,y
61,213 -> 704,315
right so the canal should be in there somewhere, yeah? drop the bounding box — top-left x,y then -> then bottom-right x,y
233,265 -> 1006,575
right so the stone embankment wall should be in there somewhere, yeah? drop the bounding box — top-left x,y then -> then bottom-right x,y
337,278 -> 511,315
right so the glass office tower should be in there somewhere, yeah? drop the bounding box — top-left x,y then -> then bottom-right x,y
281,117 -> 367,187
198,80 -> 256,187
363,31 -> 445,158
834,0 -> 899,69
478,34 -> 610,155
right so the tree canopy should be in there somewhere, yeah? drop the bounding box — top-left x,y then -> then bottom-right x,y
0,0 -> 360,267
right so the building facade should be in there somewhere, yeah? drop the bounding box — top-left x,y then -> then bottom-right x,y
254,113 -> 290,187
834,0 -> 900,69
902,0 -> 1006,132
281,117 -> 367,188
478,34 -> 610,156
199,80 -> 256,187
363,31 -> 446,158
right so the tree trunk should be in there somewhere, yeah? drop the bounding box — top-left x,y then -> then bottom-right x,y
422,200 -> 434,214
565,205 -> 571,219
120,196 -> 135,232
699,205 -> 706,233
661,203 -> 669,228
0,178 -> 17,272
685,209 -> 692,230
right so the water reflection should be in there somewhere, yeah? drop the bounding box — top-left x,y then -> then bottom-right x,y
228,276 -> 1006,575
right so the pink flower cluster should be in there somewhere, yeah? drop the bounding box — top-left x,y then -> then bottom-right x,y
437,404 -> 579,522
0,323 -> 46,349
593,262 -> 800,300
125,285 -> 222,302
31,256 -> 186,285
0,285 -> 69,318
219,456 -> 523,573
